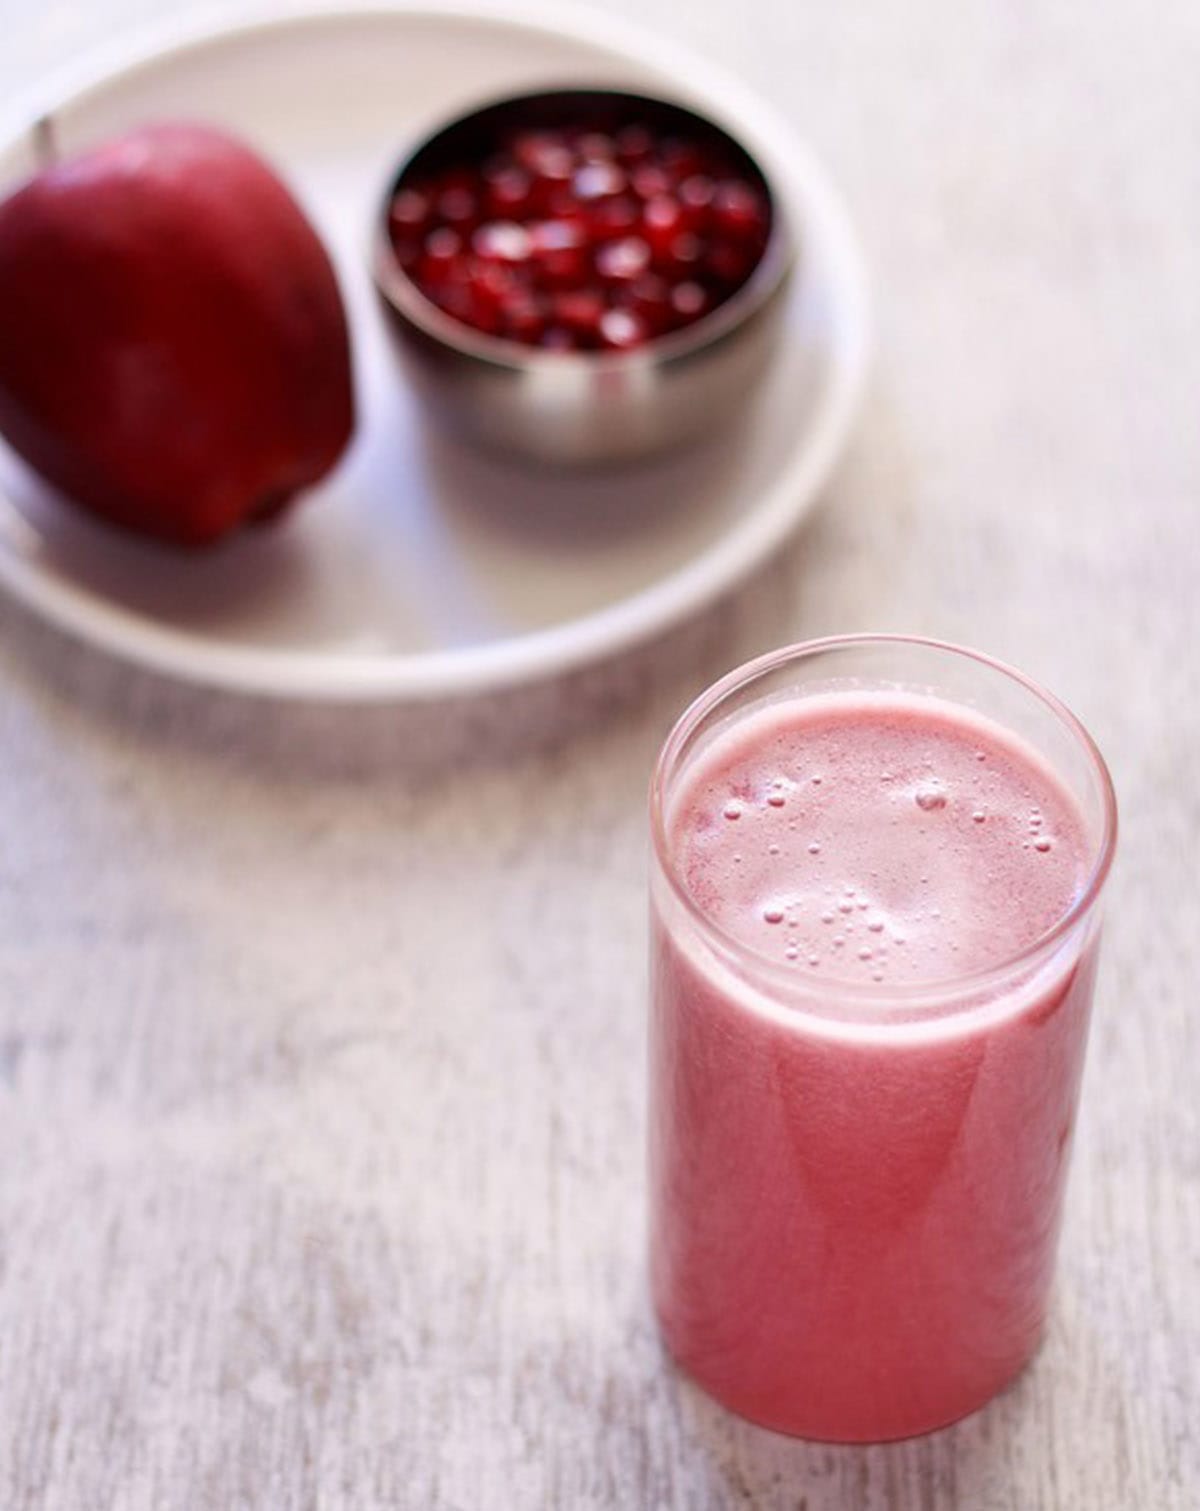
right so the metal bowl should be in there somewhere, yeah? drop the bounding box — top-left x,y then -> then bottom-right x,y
371,88 -> 794,468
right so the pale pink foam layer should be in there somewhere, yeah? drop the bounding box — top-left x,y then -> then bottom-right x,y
668,691 -> 1089,984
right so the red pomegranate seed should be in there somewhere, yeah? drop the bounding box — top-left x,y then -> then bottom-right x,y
437,186 -> 478,227
577,131 -> 616,162
553,288 -> 605,335
389,187 -> 431,237
642,195 -> 685,254
513,131 -> 570,173
391,239 -> 421,272
472,221 -> 533,263
420,226 -> 463,279
529,219 -> 584,254
712,179 -> 766,238
484,167 -> 533,216
467,259 -> 517,307
595,236 -> 652,283
663,232 -> 704,275
625,272 -> 672,329
588,196 -> 640,237
615,124 -> 654,163
677,174 -> 715,226
503,295 -> 547,342
541,248 -> 589,287
631,164 -> 671,200
706,240 -> 756,287
598,307 -> 647,349
573,162 -> 626,201
670,280 -> 709,322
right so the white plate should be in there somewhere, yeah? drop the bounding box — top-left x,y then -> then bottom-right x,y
0,1 -> 869,701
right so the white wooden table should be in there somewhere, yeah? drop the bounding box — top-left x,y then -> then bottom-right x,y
1,2 -> 1197,1507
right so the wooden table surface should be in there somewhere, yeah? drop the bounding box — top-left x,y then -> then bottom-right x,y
1,2 -> 1197,1507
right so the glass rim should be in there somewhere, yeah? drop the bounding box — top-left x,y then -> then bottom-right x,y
649,634 -> 1119,1008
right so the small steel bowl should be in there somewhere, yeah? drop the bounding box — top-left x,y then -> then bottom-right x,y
371,88 -> 794,468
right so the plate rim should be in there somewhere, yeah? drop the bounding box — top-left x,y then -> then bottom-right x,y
0,0 -> 871,702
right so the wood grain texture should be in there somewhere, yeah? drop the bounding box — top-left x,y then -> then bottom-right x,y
1,1 -> 1198,1507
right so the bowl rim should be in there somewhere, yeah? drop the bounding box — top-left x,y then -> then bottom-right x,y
371,83 -> 795,370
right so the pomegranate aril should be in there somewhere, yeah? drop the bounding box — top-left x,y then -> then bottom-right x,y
662,232 -> 705,275
512,131 -> 570,173
484,167 -> 533,217
541,249 -> 589,287
642,195 -> 685,255
705,240 -> 756,287
503,295 -> 547,343
677,174 -> 716,227
670,280 -> 710,322
598,307 -> 648,349
529,220 -> 585,254
573,162 -> 626,201
577,131 -> 617,162
391,239 -> 421,272
420,226 -> 463,280
625,272 -> 670,319
553,288 -> 605,334
712,179 -> 767,238
467,259 -> 517,306
595,236 -> 652,283
389,187 -> 432,237
437,186 -> 478,227
473,221 -> 533,263
615,124 -> 654,163
588,196 -> 639,237
631,164 -> 671,200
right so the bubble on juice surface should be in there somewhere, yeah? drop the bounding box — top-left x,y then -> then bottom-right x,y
867,917 -> 885,933
763,905 -> 785,925
1034,837 -> 1053,853
972,810 -> 986,824
915,783 -> 947,811
723,801 -> 743,821
768,843 -> 781,856
785,943 -> 799,960
858,946 -> 873,961
807,842 -> 822,856
838,899 -> 854,914
821,911 -> 835,925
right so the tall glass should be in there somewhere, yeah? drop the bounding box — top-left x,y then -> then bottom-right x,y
648,636 -> 1117,1442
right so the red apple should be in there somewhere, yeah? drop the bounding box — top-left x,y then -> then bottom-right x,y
0,122 -> 355,546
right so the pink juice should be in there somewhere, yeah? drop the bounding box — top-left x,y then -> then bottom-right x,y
650,685 -> 1109,1442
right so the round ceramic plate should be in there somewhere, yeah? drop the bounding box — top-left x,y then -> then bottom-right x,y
0,1 -> 869,701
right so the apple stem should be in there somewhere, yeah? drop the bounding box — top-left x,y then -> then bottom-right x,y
32,115 -> 60,170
